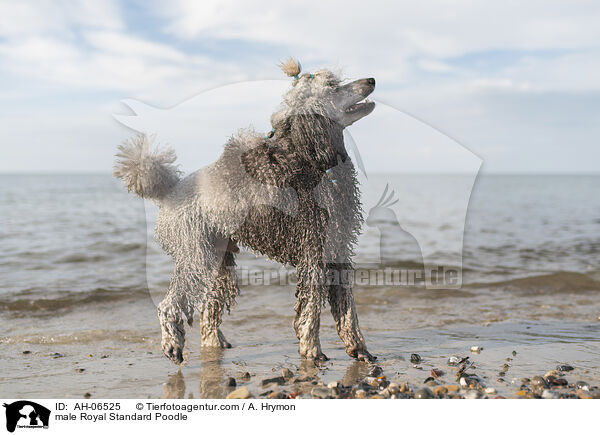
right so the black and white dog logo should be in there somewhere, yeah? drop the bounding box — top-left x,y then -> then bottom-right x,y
3,401 -> 50,432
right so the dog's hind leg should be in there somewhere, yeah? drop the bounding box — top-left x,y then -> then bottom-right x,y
200,246 -> 238,348
294,261 -> 328,361
327,263 -> 376,362
200,301 -> 231,348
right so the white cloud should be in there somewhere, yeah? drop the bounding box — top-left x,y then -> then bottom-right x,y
0,0 -> 123,38
156,1 -> 600,55
0,0 -> 599,172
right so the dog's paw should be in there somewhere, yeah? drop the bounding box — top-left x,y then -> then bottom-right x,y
315,351 -> 329,362
300,348 -> 329,362
347,347 -> 376,362
157,301 -> 186,365
163,341 -> 184,365
218,329 -> 232,349
354,349 -> 376,362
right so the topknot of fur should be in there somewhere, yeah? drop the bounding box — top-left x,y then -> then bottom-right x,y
279,57 -> 302,78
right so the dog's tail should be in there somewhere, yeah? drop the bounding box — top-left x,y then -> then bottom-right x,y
114,134 -> 181,200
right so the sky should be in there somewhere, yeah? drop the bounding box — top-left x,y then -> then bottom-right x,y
1,0 -> 599,173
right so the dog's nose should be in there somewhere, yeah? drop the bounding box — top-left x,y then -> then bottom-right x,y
367,78 -> 375,86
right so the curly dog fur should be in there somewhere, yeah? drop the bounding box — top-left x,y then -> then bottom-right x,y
114,59 -> 376,364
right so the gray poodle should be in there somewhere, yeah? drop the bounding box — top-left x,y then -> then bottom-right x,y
114,58 -> 376,364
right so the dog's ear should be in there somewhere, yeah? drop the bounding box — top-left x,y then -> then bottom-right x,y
279,57 -> 301,78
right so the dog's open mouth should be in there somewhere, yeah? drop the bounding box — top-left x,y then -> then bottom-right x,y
335,78 -> 376,124
344,99 -> 373,113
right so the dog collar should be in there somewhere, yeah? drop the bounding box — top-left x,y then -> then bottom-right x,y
265,128 -> 276,139
293,73 -> 314,81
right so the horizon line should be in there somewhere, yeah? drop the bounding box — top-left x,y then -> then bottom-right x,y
1,170 -> 599,176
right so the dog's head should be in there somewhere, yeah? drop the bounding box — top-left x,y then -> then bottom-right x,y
274,58 -> 375,128
271,58 -> 375,164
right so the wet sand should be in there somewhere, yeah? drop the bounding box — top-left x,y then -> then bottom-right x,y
1,278 -> 599,399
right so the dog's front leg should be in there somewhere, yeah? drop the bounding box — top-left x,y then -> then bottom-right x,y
294,263 -> 328,361
293,293 -> 327,361
328,264 -> 376,362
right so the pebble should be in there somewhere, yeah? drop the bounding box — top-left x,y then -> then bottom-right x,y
431,368 -> 444,378
433,386 -> 448,396
470,346 -> 482,353
414,388 -> 434,399
327,381 -> 339,389
364,376 -> 379,388
484,387 -> 496,395
512,350 -> 517,356
531,376 -> 547,389
464,390 -> 481,399
521,377 -> 531,384
294,375 -> 315,383
262,376 -> 286,387
22,350 -> 31,355
447,356 -> 461,366
311,387 -> 330,399
281,368 -> 294,380
541,389 -> 559,399
76,368 -> 85,373
400,383 -> 409,393
550,378 -> 568,387
544,370 -> 560,379
226,377 -> 237,387
227,387 -> 252,399
387,383 -> 400,394
268,391 -> 288,399
241,372 -> 251,381
577,390 -> 593,399
575,381 -> 590,391
368,366 -> 383,377
445,385 -> 460,392
355,389 -> 367,399
83,392 -> 92,399
52,353 -> 64,358
410,354 -> 422,364
557,364 -> 574,372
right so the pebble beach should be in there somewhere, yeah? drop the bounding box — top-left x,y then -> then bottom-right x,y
225,351 -> 600,399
